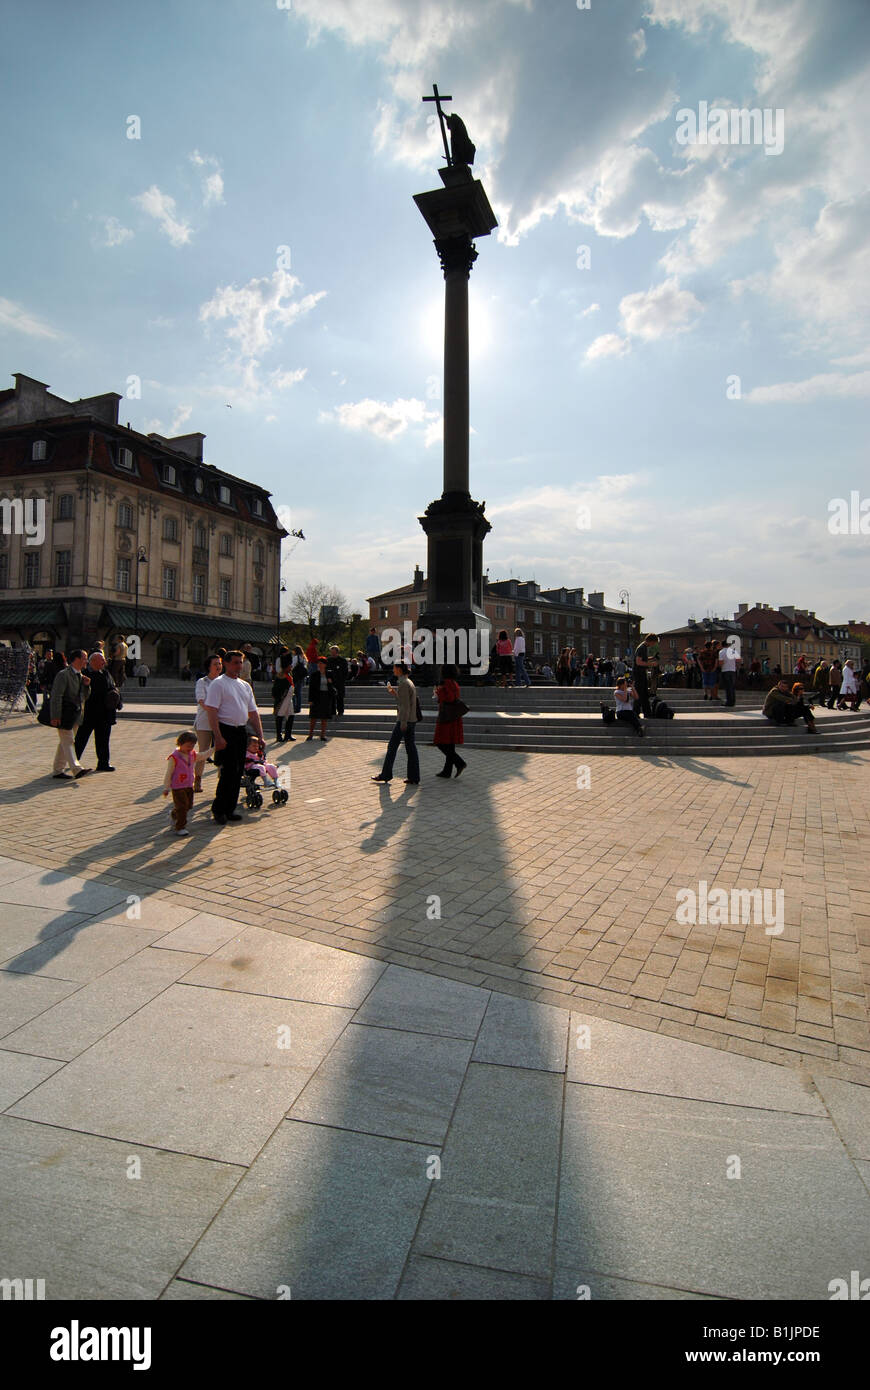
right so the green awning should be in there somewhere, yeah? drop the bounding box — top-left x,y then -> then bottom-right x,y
0,601 -> 67,628
102,605 -> 279,644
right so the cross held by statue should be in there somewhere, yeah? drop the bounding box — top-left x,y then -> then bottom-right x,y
423,84 -> 476,168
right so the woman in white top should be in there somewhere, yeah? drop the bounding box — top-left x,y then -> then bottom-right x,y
613,676 -> 644,737
513,627 -> 531,688
838,660 -> 859,709
193,654 -> 222,791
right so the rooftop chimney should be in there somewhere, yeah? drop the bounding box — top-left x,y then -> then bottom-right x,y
412,565 -> 424,591
588,591 -> 605,608
737,603 -> 748,615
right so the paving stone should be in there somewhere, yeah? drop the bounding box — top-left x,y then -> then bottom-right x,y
0,920 -> 167,984
0,971 -> 81,1038
567,1012 -> 825,1113
0,870 -> 129,914
160,1280 -> 257,1300
414,1062 -> 563,1278
0,1049 -> 63,1108
471,993 -> 569,1072
181,924 -> 385,1007
151,911 -> 263,956
9,984 -> 351,1165
552,1269 -> 722,1300
812,1073 -> 870,1160
557,1084 -> 870,1299
180,1121 -> 433,1299
288,1024 -> 472,1144
398,1255 -> 549,1300
2,949 -> 203,1061
0,907 -> 91,963
0,1116 -> 244,1299
352,963 -> 489,1039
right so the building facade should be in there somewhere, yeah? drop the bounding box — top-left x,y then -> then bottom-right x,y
658,603 -> 862,673
0,373 -> 285,670
368,569 -> 640,661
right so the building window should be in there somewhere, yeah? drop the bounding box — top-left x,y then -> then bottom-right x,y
164,464 -> 177,485
118,501 -> 134,529
0,553 -> 7,589
254,586 -> 263,615
581,617 -> 589,630
219,485 -> 232,505
550,612 -> 559,625
599,620 -> 606,631
117,447 -> 134,470
399,603 -> 409,617
31,439 -> 48,461
254,540 -> 264,565
219,534 -> 233,557
219,577 -> 231,608
56,494 -> 74,520
379,606 -> 389,620
163,517 -> 179,542
117,556 -> 131,592
534,610 -> 542,624
252,498 -> 263,516
23,552 -> 40,588
516,608 -> 525,622
162,566 -> 177,600
193,572 -> 205,605
54,551 -> 71,586
495,605 -> 505,619
194,523 -> 207,550
533,634 -> 542,654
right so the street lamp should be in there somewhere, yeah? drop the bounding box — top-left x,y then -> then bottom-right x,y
618,589 -> 631,655
133,546 -> 147,641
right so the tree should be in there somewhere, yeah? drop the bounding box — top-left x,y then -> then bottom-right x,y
288,583 -> 350,645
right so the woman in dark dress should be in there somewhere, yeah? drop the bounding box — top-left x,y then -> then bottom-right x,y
433,664 -> 466,778
307,656 -> 333,741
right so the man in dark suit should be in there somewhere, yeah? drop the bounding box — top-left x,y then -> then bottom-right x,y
326,645 -> 349,717
74,651 -> 119,771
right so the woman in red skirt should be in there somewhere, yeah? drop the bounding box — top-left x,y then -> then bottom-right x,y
433,663 -> 467,778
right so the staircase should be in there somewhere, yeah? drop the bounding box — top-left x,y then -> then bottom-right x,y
116,680 -> 870,757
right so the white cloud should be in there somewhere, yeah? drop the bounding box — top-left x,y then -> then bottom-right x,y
269,367 -> 308,391
133,186 -> 192,246
190,150 -> 225,207
0,298 -> 61,339
586,333 -> 629,361
170,404 -> 193,433
619,277 -> 703,340
745,371 -> 870,404
322,396 -> 438,441
200,269 -> 325,358
99,216 -> 134,247
580,303 -> 600,318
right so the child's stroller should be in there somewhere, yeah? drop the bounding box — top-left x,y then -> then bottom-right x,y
242,755 -> 289,809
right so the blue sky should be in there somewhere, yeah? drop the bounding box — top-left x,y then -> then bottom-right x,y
2,0 -> 868,630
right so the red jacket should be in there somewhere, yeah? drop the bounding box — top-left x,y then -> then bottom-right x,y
434,678 -> 464,745
305,640 -> 319,663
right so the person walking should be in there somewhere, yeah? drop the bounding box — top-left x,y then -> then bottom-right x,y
193,654 -> 222,790
327,645 -> 349,717
239,645 -> 253,685
495,630 -> 513,688
109,637 -> 128,691
614,676 -> 644,737
48,649 -> 93,780
718,639 -> 742,708
306,656 -> 333,741
632,633 -> 658,717
513,627 -> 531,688
39,649 -> 65,709
135,661 -> 150,687
162,731 -> 197,836
812,660 -> 829,700
556,647 -> 572,687
272,660 -> 296,743
826,660 -> 842,709
838,659 -> 860,710
371,661 -> 420,784
204,650 -> 266,823
432,663 -> 467,778
74,651 -> 119,771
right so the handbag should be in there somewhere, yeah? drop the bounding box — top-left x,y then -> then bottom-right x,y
105,687 -> 121,712
276,687 -> 295,718
438,699 -> 469,721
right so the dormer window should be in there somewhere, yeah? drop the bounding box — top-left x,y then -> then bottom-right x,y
118,447 -> 134,470
31,439 -> 47,461
251,497 -> 263,517
164,464 -> 177,486
219,485 -> 232,505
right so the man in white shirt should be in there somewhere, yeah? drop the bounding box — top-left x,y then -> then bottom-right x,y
204,650 -> 266,823
717,639 -> 742,708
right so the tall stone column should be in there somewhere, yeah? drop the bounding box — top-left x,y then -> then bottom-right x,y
413,165 -> 497,679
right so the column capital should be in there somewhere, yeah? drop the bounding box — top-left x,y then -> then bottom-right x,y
434,235 -> 478,278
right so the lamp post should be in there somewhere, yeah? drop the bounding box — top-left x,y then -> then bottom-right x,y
133,546 -> 147,643
619,589 -> 631,657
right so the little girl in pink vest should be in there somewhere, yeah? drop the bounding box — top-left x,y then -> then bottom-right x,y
162,731 -> 197,835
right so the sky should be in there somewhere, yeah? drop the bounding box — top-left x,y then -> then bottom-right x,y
1,0 -> 869,631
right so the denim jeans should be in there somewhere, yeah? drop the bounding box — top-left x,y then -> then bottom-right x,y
381,721 -> 419,781
514,653 -> 531,686
721,671 -> 736,706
